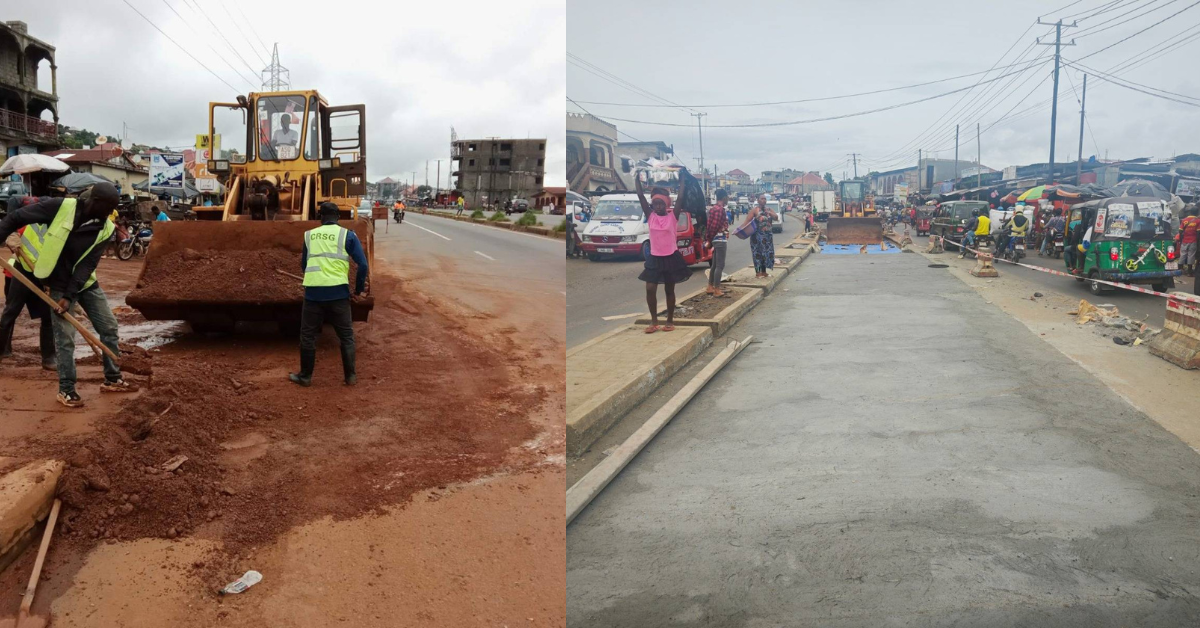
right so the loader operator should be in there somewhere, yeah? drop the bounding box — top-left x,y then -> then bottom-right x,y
0,182 -> 136,407
289,201 -> 369,387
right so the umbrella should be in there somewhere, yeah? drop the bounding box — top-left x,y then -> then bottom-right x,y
50,172 -> 112,194
1108,178 -> 1171,201
0,153 -> 70,175
1016,185 -> 1047,201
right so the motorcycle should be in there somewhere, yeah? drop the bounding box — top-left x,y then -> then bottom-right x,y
393,208 -> 405,224
959,234 -> 992,259
117,222 -> 153,261
999,230 -> 1027,263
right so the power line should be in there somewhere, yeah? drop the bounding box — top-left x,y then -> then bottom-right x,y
1075,0 -> 1200,61
567,53 -> 696,113
1073,0 -> 1178,38
575,60 -> 1052,129
219,1 -> 269,66
1062,59 -> 1200,105
567,58 -> 1050,109
565,96 -> 648,143
178,0 -> 262,80
121,0 -> 241,92
1064,57 -> 1200,101
158,0 -> 258,88
230,2 -> 274,62
1063,68 -> 1103,156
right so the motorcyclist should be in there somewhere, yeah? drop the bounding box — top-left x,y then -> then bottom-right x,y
1040,211 -> 1065,256
999,210 -> 1030,258
961,210 -> 980,257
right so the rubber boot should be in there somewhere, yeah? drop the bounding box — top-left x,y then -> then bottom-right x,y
38,317 -> 56,370
340,343 -> 357,386
288,348 -> 315,386
0,319 -> 13,360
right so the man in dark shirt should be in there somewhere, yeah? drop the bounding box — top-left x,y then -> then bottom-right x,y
290,202 -> 369,387
705,189 -> 730,297
0,183 -> 135,407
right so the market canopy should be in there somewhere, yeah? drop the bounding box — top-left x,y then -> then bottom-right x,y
1016,185 -> 1047,202
0,153 -> 70,175
50,172 -> 113,194
1108,178 -> 1170,201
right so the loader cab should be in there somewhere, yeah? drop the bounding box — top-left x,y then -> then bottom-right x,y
206,90 -> 366,221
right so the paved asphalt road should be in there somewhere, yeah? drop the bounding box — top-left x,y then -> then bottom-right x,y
372,214 -> 565,314
905,229 -> 1199,328
567,212 -> 803,348
423,207 -> 566,228
567,250 -> 1200,626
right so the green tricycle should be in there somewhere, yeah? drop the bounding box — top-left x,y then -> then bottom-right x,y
1065,196 -> 1182,295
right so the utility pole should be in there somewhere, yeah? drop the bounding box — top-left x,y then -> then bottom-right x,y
425,160 -> 429,190
691,112 -> 707,197
954,125 -> 959,183
1037,19 -> 1076,184
412,171 -> 417,199
1076,74 -> 1087,184
851,153 -> 858,179
917,149 -> 922,193
977,123 -> 982,188
436,160 -> 441,197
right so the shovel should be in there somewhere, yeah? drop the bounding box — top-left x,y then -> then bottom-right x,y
0,499 -> 61,628
0,255 -> 120,366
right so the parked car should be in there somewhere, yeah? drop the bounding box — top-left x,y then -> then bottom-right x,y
505,198 -> 531,215
0,180 -> 29,216
931,200 -> 989,245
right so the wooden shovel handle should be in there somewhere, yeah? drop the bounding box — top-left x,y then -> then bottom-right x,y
0,255 -> 121,365
18,499 -> 61,616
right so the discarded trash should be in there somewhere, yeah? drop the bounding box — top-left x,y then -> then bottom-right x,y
1133,337 -> 1144,346
1073,299 -> 1119,325
1033,292 -> 1043,298
928,264 -> 949,268
160,455 -> 188,472
1113,336 -> 1130,345
218,570 -> 262,596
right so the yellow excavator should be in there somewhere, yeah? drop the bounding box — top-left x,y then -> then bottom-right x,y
126,90 -> 375,333
825,179 -> 882,244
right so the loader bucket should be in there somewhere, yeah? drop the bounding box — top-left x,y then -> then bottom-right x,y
126,219 -> 375,332
824,217 -> 883,245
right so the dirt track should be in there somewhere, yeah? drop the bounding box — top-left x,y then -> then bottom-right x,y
0,225 -> 565,626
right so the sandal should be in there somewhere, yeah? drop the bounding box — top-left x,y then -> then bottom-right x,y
662,325 -> 675,332
644,325 -> 660,334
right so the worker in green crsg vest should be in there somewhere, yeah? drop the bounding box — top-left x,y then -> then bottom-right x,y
0,182 -> 136,408
290,201 -> 369,387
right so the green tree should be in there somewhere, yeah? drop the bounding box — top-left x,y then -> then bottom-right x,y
823,172 -> 834,185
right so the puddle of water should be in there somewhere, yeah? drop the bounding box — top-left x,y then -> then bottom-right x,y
120,321 -> 188,350
819,243 -> 901,255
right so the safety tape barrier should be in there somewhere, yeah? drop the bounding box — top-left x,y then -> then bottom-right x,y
929,234 -> 1200,306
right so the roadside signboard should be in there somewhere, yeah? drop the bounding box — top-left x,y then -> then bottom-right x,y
194,177 -> 219,193
149,153 -> 184,189
1177,177 -> 1200,198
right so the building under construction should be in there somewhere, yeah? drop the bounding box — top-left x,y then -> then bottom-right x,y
451,137 -> 546,208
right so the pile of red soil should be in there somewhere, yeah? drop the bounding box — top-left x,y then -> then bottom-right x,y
13,273 -> 547,567
132,249 -> 305,303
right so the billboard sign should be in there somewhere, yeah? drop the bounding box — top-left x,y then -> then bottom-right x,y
1177,178 -> 1200,198
149,153 -> 184,189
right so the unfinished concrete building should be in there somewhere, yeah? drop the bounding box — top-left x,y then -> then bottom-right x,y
451,138 -> 546,208
0,21 -> 57,156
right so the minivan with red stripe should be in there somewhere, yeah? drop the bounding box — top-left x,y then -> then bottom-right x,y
579,193 -> 712,266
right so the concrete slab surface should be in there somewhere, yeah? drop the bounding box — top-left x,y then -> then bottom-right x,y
568,251 -> 1200,627
567,325 -> 712,456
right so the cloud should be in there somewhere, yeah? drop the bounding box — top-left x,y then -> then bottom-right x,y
567,0 -> 1200,180
17,0 -> 564,185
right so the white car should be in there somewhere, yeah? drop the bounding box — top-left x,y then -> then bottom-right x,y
767,200 -> 784,233
579,194 -> 649,261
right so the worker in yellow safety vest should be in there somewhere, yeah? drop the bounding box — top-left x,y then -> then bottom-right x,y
289,202 -> 370,387
0,182 -> 136,407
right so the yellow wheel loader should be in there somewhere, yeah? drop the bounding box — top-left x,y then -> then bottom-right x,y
126,90 -> 375,333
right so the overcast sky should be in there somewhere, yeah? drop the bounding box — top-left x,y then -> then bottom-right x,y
18,0 -> 564,186
568,0 -> 1200,181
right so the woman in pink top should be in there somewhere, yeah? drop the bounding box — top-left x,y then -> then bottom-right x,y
636,172 -> 691,333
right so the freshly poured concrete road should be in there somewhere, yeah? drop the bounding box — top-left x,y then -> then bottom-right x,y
567,251 -> 1200,626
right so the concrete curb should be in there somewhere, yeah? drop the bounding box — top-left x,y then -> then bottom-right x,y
635,285 -> 764,337
0,459 -> 63,572
567,325 -> 713,456
419,210 -> 567,239
726,265 -> 789,294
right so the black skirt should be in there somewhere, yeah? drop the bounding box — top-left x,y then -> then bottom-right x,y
638,251 -> 692,284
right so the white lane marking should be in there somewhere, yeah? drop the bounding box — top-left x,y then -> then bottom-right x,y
474,250 -> 496,261
601,312 -> 642,321
408,221 -> 451,241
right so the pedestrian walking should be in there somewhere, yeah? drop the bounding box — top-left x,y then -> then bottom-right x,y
706,189 -> 730,297
0,182 -> 136,407
289,202 -> 370,387
635,173 -> 690,333
455,196 -> 466,217
739,194 -> 778,278
1178,206 -> 1199,276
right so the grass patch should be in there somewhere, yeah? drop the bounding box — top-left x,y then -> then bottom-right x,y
553,221 -> 567,233
516,210 -> 539,226
488,210 -> 509,222
470,209 -> 485,219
